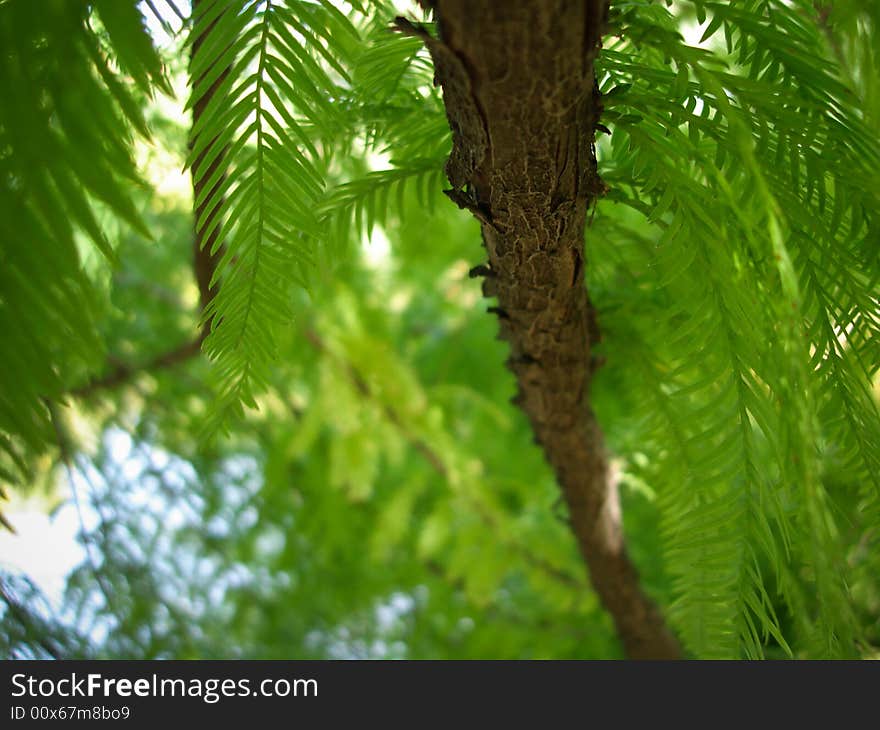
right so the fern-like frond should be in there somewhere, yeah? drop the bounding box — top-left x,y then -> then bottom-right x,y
350,12 -> 445,158
189,1 -> 459,427
0,0 -> 166,483
187,0 -> 362,428
592,0 -> 879,656
317,156 -> 446,258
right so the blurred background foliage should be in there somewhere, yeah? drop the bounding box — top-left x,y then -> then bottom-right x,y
1,0 -> 879,659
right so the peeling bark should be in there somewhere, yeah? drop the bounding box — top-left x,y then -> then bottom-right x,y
409,0 -> 681,658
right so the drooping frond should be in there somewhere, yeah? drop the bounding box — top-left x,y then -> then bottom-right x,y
590,0 -> 879,656
187,0 -> 363,429
188,1 -> 459,428
0,0 -> 166,485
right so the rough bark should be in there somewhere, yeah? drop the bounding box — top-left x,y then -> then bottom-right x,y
409,0 -> 681,658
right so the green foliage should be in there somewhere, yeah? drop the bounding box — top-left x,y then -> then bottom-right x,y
1,0 -> 878,659
187,0 -> 447,430
0,0 -> 166,483
187,0 -> 353,427
589,0 -> 880,657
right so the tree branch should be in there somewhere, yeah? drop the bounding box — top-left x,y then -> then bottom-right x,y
69,338 -> 204,398
412,0 -> 680,658
303,328 -> 586,593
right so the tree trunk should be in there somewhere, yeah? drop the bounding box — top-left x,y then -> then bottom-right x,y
408,0 -> 681,659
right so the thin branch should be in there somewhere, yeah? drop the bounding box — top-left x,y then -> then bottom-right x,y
423,560 -> 595,642
303,327 -> 586,592
70,337 -> 204,398
304,329 -> 447,476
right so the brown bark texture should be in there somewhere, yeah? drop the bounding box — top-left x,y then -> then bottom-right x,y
409,0 -> 681,658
